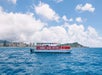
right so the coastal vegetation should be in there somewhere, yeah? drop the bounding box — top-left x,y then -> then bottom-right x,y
59,42 -> 87,48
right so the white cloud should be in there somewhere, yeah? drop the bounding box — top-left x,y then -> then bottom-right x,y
32,26 -> 68,43
76,3 -> 95,12
62,15 -> 68,22
33,23 -> 102,47
0,7 -> 3,13
76,17 -> 83,23
65,24 -> 102,47
54,0 -> 63,3
0,7 -> 45,42
0,6 -> 102,47
69,18 -> 73,22
62,15 -> 73,22
34,2 -> 60,22
8,0 -> 17,4
86,26 -> 102,47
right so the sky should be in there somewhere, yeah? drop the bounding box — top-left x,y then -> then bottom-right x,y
0,0 -> 102,47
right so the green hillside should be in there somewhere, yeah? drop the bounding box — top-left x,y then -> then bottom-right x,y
58,42 -> 87,48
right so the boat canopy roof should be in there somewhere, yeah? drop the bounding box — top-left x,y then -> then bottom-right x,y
36,43 -> 59,46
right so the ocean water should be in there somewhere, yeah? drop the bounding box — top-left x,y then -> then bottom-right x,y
0,48 -> 102,75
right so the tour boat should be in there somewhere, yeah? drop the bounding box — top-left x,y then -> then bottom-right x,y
30,43 -> 71,53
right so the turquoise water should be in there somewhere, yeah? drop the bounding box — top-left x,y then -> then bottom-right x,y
0,48 -> 102,75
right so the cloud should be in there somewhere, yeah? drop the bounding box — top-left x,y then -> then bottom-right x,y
64,24 -> 102,47
8,0 -> 17,4
32,26 -> 68,43
54,0 -> 63,3
62,15 -> 68,22
62,15 -> 73,22
0,6 -> 45,42
76,3 -> 95,12
76,17 -> 83,23
34,2 -> 60,22
69,18 -> 73,22
32,23 -> 102,47
0,7 -> 3,13
0,6 -> 102,47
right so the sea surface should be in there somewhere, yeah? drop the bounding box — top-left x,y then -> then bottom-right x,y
0,48 -> 102,75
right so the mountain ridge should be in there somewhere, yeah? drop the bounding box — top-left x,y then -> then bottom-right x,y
58,42 -> 87,48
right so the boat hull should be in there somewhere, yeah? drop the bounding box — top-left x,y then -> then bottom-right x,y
30,49 -> 71,53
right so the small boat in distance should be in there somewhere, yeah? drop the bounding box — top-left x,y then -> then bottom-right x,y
30,43 -> 71,53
